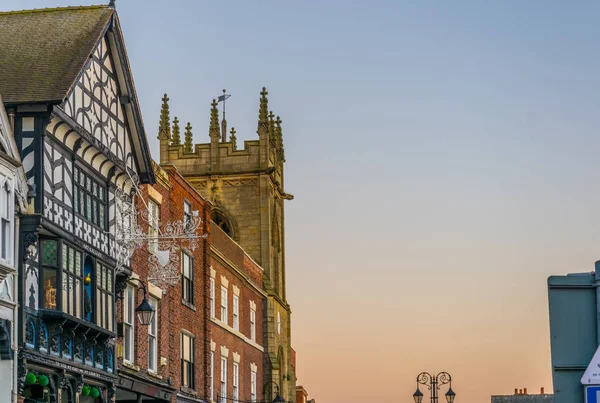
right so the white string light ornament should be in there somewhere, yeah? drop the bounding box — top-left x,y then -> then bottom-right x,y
111,171 -> 207,290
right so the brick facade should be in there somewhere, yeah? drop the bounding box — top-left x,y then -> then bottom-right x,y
209,224 -> 266,402
115,164 -> 211,403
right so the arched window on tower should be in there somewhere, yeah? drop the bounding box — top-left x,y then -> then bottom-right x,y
211,210 -> 234,238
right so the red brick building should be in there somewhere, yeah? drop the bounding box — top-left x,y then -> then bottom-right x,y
209,224 -> 266,402
115,163 -> 211,403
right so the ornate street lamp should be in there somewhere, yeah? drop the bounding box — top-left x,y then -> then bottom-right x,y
128,278 -> 155,326
413,372 -> 456,403
413,388 -> 424,403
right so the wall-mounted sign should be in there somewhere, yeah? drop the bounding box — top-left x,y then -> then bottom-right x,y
582,346 -> 600,385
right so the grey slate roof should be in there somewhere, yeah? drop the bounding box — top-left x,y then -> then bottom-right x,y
0,5 -> 113,104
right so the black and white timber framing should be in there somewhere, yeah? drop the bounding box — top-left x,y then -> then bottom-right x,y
5,9 -> 155,403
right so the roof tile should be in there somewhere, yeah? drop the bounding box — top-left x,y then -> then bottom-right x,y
0,5 -> 113,104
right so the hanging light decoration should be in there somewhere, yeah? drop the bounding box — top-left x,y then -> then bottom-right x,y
111,170 -> 207,291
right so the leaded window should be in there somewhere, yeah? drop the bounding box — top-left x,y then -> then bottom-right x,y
73,166 -> 107,229
96,263 -> 114,331
181,332 -> 195,389
41,239 -> 59,310
61,243 -> 82,318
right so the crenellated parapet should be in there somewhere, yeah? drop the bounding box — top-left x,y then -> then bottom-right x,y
158,87 -> 286,181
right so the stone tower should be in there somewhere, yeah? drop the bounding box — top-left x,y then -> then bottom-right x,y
159,88 -> 296,401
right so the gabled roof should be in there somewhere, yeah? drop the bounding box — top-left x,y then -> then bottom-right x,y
0,4 -> 155,184
0,5 -> 113,104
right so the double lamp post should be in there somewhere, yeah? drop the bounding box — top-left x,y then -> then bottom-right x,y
413,372 -> 456,403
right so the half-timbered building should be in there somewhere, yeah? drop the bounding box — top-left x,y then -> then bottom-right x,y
0,4 -> 155,402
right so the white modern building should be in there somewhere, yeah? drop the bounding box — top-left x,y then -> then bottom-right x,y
0,94 -> 28,402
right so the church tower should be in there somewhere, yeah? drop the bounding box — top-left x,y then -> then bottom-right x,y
158,88 -> 296,401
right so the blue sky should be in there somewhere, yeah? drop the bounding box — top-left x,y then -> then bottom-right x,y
2,1 -> 600,402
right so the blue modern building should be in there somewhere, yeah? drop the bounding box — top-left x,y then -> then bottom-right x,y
547,262 -> 600,403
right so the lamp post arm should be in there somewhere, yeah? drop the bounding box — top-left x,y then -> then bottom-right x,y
127,277 -> 148,298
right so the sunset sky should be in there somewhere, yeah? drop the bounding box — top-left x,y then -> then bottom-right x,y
3,1 -> 600,402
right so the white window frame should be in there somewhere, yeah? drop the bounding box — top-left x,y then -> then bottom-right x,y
221,286 -> 228,324
232,295 -> 239,331
182,252 -> 194,304
148,200 -> 159,253
210,277 -> 215,318
250,306 -> 256,342
123,284 -> 135,364
220,356 -> 227,403
210,350 -> 215,401
0,179 -> 13,266
181,332 -> 195,389
184,200 -> 193,231
148,297 -> 158,372
251,368 -> 257,402
233,361 -> 239,402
